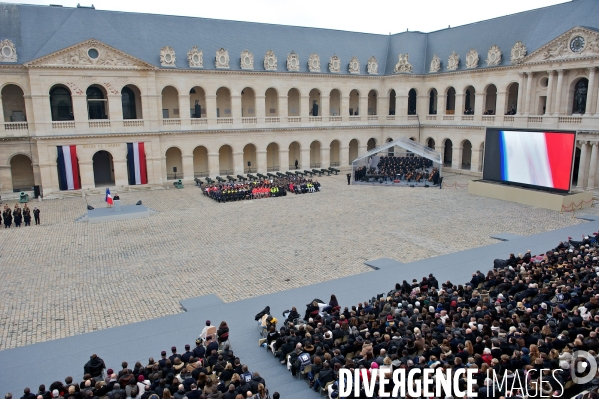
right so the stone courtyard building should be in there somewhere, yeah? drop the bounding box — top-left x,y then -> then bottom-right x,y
1,1 -> 599,195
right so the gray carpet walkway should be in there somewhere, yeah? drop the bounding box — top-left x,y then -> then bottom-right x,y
1,220 -> 598,397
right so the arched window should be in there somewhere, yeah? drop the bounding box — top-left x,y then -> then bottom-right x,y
408,89 -> 416,115
121,86 -> 137,120
87,85 -> 107,120
50,86 -> 74,121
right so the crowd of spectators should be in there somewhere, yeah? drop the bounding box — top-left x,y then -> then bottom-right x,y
353,156 -> 437,184
264,234 -> 599,398
5,322 -> 280,399
203,178 -> 320,203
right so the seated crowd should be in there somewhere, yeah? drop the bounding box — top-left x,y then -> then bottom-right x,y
204,178 -> 320,203
353,156 -> 438,184
264,233 -> 599,398
6,321 -> 279,399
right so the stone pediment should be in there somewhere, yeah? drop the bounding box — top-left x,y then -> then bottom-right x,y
525,27 -> 599,63
25,39 -> 157,70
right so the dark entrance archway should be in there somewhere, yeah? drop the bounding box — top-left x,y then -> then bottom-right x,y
93,150 -> 115,186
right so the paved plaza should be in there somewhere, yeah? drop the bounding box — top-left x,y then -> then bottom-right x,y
0,174 -> 594,350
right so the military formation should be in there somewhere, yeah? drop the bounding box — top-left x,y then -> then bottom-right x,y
2,203 -> 40,228
203,177 -> 321,203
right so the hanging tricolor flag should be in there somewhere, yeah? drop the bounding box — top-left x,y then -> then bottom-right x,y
56,145 -> 81,190
127,142 -> 148,185
105,187 -> 113,205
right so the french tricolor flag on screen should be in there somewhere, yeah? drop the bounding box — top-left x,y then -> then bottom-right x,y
500,131 -> 575,191
57,145 -> 80,190
127,142 -> 148,185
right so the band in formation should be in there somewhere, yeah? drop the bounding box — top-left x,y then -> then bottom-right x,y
354,156 -> 440,185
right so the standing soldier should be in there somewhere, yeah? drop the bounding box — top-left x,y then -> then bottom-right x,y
3,205 -> 12,228
346,173 -> 351,185
33,207 -> 41,225
13,204 -> 22,227
23,204 -> 31,226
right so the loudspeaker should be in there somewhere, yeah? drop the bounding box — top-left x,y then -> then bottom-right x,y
136,200 -> 142,205
248,161 -> 251,167
87,205 -> 94,210
410,184 -> 415,187
173,167 -> 177,173
424,185 -> 429,188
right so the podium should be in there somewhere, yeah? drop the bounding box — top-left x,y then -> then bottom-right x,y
114,199 -> 121,212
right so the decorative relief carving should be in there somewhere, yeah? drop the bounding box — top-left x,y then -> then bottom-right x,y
0,39 -> 17,62
240,49 -> 254,70
486,45 -> 502,66
187,46 -> 203,68
329,55 -> 341,73
367,56 -> 378,74
525,28 -> 599,63
24,39 -> 154,69
65,82 -> 84,95
287,51 -> 300,72
264,50 -> 277,71
429,54 -> 441,73
447,51 -> 460,71
215,48 -> 229,69
394,54 -> 413,73
308,53 -> 321,72
348,56 -> 360,74
104,82 -> 120,95
160,46 -> 176,67
465,49 -> 479,69
510,41 -> 527,65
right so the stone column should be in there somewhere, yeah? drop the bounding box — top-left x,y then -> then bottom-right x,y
340,145 -> 349,168
113,159 -> 128,187
72,94 -> 88,130
577,141 -> 589,189
378,95 -> 388,117
79,161 -> 94,190
437,91 -> 446,116
417,95 -> 429,117
586,67 -> 596,116
545,70 -> 554,115
359,95 -> 368,120
256,150 -> 267,174
278,95 -> 288,118
495,91 -> 507,116
475,92 -> 485,116
300,148 -> 310,169
455,93 -> 464,115
205,94 -> 217,123
321,146 -> 331,168
233,151 -> 244,176
524,72 -> 534,115
107,94 -> 123,131
182,155 -> 194,182
178,94 -> 190,128
255,95 -> 266,123
321,94 -> 330,119
451,146 -> 462,170
279,149 -> 289,172
516,72 -> 526,115
397,93 -> 409,116
0,164 -> 12,192
0,94 -> 4,123
231,95 -> 241,122
341,94 -> 350,121
301,95 -> 310,117
470,147 -> 481,173
553,69 -> 565,116
208,152 -> 219,177
588,143 -> 599,189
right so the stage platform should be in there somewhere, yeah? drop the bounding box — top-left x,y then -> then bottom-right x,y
353,179 -> 438,188
77,204 -> 155,223
468,180 -> 594,212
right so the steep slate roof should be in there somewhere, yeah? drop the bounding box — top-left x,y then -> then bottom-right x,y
0,0 -> 598,74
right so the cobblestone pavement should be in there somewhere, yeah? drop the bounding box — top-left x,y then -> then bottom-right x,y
0,174 -> 591,349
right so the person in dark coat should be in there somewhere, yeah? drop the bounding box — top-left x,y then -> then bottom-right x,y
23,204 -> 31,226
33,207 -> 40,225
84,354 -> 107,380
13,204 -> 22,227
3,205 -> 12,228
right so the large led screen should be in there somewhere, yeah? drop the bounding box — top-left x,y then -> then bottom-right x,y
483,129 -> 576,192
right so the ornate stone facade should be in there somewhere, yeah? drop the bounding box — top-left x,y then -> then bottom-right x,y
329,55 -> 341,73
308,53 -> 321,72
394,54 -> 412,73
215,48 -> 229,69
510,41 -> 527,65
0,39 -> 17,63
348,56 -> 360,74
465,49 -> 479,69
187,46 -> 203,68
367,56 -> 378,75
429,55 -> 441,73
160,46 -> 176,67
287,51 -> 300,72
447,51 -> 460,71
486,45 -> 502,66
240,49 -> 254,70
264,50 -> 277,71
